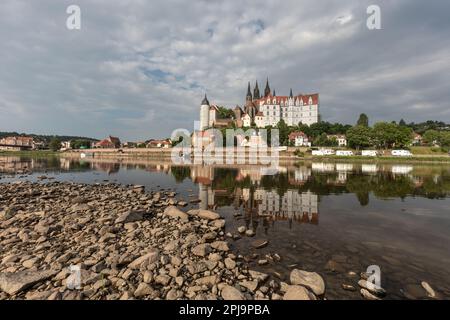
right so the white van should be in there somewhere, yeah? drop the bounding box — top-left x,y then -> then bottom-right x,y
336,150 -> 353,156
312,150 -> 324,156
322,149 -> 335,155
362,150 -> 378,157
391,150 -> 413,157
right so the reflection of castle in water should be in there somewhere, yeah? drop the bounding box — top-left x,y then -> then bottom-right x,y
192,164 -> 319,226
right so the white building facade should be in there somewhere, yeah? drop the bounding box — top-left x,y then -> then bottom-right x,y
257,94 -> 319,127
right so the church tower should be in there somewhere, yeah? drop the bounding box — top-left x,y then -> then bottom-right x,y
200,94 -> 210,130
253,80 -> 260,100
246,82 -> 253,102
264,77 -> 271,97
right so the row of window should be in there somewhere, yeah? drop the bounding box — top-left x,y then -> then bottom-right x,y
262,98 -> 315,106
261,105 -> 315,111
266,111 -> 315,117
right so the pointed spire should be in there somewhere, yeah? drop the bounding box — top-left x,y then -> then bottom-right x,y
253,80 -> 260,100
264,77 -> 271,97
289,88 -> 293,98
273,89 -> 276,96
201,94 -> 209,105
246,81 -> 252,101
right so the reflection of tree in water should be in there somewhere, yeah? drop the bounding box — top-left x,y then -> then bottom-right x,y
171,166 -> 191,183
168,164 -> 450,204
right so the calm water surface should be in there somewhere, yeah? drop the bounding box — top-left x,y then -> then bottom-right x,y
1,155 -> 449,299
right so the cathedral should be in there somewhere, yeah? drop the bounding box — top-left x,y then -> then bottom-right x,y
199,78 -> 320,130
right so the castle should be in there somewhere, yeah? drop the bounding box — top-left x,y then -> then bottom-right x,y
199,78 -> 320,130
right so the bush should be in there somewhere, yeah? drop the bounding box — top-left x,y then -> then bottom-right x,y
294,149 -> 305,157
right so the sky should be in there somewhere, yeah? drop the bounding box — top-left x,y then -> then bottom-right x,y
1,0 -> 450,141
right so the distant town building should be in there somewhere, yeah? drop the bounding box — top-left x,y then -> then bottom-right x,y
288,131 -> 311,147
60,141 -> 71,150
147,139 -> 172,148
412,133 -> 423,146
327,134 -> 347,146
0,136 -> 34,151
93,136 -> 121,148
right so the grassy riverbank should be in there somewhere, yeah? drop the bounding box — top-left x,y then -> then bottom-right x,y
0,150 -> 61,157
297,155 -> 450,163
1,149 -> 450,164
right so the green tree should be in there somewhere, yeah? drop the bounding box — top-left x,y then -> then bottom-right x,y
276,119 -> 290,146
399,119 -> 407,126
440,132 -> 450,147
313,133 -> 330,146
423,130 -> 441,146
49,137 -> 62,151
216,106 -> 234,119
346,125 -> 373,149
357,113 -> 369,127
373,122 -> 412,148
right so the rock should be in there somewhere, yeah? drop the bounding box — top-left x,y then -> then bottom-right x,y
163,206 -> 189,221
325,260 -> 345,273
0,269 -> 58,295
421,281 -> 436,298
143,271 -> 153,284
249,270 -> 269,282
188,209 -> 221,220
224,258 -> 236,270
221,285 -> 245,300
240,280 -> 258,292
358,280 -> 386,297
115,210 -> 144,224
134,283 -> 158,298
210,241 -> 229,252
128,250 -> 159,269
283,285 -> 313,300
191,244 -> 212,257
66,269 -> 100,288
195,275 -> 217,287
252,239 -> 269,249
237,226 -> 246,233
290,269 -> 325,296
342,284 -> 357,291
166,289 -> 183,300
245,229 -> 255,237
258,259 -> 268,265
155,274 -> 171,286
208,253 -> 222,262
212,219 -> 225,229
360,288 -> 381,300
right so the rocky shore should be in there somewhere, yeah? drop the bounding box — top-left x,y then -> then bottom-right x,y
0,181 -> 336,300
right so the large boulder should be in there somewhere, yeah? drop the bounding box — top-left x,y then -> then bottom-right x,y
0,269 -> 58,295
128,249 -> 160,269
290,269 -> 325,296
115,210 -> 145,224
164,206 -> 188,221
191,243 -> 212,257
221,285 -> 245,300
283,285 -> 314,300
187,209 -> 221,220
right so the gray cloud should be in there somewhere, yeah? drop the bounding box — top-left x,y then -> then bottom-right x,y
0,0 -> 449,140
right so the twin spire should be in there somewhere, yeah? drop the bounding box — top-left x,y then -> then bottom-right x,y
202,78 -> 294,105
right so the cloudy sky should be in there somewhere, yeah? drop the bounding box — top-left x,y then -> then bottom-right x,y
1,0 -> 449,140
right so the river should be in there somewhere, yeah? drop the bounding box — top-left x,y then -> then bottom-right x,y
1,155 -> 449,299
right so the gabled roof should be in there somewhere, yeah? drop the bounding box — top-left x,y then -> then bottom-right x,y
256,93 -> 319,106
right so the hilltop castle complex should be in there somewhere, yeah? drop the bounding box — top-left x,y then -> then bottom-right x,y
199,79 -> 320,130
